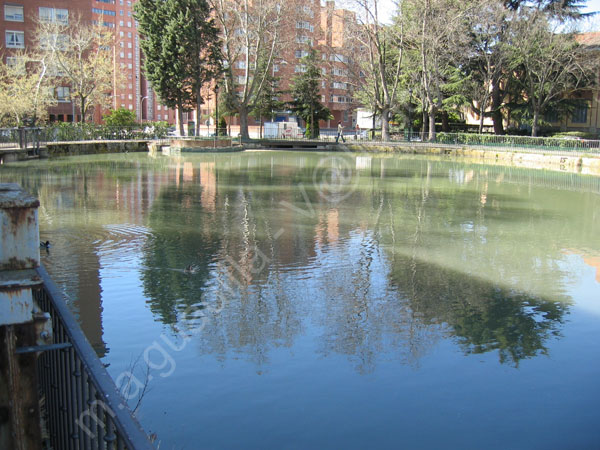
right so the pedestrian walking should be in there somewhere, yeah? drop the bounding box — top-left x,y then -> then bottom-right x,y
336,121 -> 346,143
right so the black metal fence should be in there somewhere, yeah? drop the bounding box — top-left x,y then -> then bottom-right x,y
0,128 -> 44,151
33,265 -> 153,450
253,130 -> 600,155
3,125 -> 600,156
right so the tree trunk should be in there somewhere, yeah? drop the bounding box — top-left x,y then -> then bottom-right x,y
195,86 -> 202,136
491,78 -> 504,135
239,106 -> 249,140
422,110 -> 428,140
381,108 -> 390,141
80,96 -> 86,123
478,104 -> 485,134
441,111 -> 449,132
177,101 -> 185,136
531,108 -> 539,137
428,109 -> 437,142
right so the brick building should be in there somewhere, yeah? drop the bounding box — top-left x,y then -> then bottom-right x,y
2,0 -> 357,131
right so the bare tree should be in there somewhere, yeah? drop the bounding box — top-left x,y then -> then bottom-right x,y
0,51 -> 56,126
347,0 -> 404,141
36,14 -> 118,123
404,0 -> 471,141
464,0 -> 510,134
507,7 -> 595,136
209,0 -> 298,139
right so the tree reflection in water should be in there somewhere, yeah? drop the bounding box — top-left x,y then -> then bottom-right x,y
137,153 -> 578,371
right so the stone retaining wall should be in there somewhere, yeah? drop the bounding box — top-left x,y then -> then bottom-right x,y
343,143 -> 600,176
46,140 -> 148,157
170,138 -> 233,150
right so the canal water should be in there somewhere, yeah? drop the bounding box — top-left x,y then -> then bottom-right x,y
1,151 -> 599,449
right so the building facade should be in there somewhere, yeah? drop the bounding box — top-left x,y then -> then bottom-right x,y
2,0 -> 357,131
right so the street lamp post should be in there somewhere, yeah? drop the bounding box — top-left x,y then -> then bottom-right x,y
214,85 -> 219,136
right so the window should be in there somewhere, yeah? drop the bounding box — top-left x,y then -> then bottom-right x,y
295,64 -> 307,73
40,33 -> 68,50
127,42 -> 131,48
119,20 -> 124,26
572,102 -> 588,124
236,60 -> 246,69
56,87 -> 70,102
4,5 -> 24,22
120,51 -> 125,58
330,54 -> 347,63
40,7 -> 69,24
127,21 -> 131,27
6,56 -> 25,73
92,8 -> 115,16
298,5 -> 314,18
119,9 -> 123,15
273,64 -> 279,72
332,82 -> 347,90
127,52 -> 132,59
127,32 -> 132,38
127,63 -> 132,69
128,104 -> 133,110
332,67 -> 347,77
157,104 -> 162,110
128,94 -> 133,100
119,31 -> 124,37
295,50 -> 309,59
296,35 -> 312,45
5,30 -> 24,48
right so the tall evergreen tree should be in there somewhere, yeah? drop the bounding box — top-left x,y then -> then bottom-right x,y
289,49 -> 332,139
135,0 -> 221,135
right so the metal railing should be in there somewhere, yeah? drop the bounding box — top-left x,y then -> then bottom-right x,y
4,125 -> 600,156
0,127 -> 44,151
250,130 -> 600,155
33,265 -> 153,450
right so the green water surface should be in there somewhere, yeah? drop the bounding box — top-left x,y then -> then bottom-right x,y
2,151 -> 599,449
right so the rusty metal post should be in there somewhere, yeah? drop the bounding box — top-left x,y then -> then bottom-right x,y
0,183 -> 43,449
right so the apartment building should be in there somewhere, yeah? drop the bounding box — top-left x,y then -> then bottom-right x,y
2,0 -> 356,130
217,0 -> 358,135
1,1 -> 89,121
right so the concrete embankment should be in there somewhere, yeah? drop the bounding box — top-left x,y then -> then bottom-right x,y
340,142 -> 600,176
46,140 -> 148,157
160,138 -> 242,153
